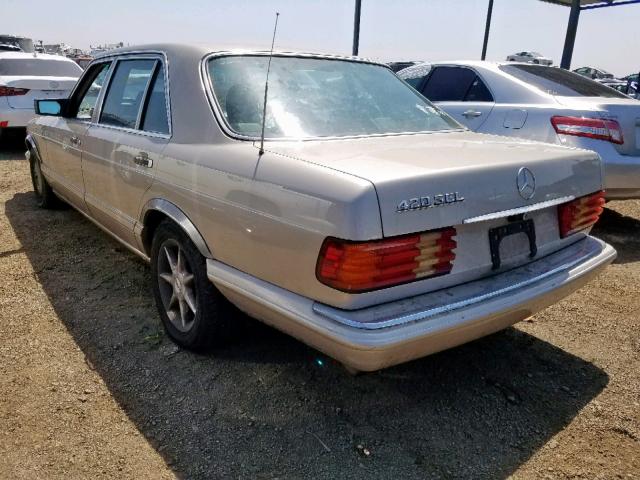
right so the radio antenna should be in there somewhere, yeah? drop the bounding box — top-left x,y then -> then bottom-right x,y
259,12 -> 280,156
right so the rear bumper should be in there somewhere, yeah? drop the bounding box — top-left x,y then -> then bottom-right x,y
207,236 -> 615,371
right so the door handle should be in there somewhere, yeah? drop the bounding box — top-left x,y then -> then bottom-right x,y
133,152 -> 153,168
69,135 -> 81,146
462,110 -> 482,118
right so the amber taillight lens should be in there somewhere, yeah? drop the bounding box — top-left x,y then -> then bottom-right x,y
558,191 -> 605,238
316,228 -> 457,292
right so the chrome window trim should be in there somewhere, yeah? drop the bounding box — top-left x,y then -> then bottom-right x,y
80,51 -> 172,139
200,51 -> 466,143
463,195 -> 575,224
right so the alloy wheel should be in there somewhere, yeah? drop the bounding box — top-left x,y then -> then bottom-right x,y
157,239 -> 197,332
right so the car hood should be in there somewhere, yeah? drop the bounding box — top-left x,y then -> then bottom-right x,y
263,131 -> 603,236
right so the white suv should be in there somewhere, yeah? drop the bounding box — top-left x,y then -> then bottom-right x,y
0,52 -> 82,139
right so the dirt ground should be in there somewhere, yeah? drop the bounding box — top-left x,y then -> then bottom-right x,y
0,135 -> 638,479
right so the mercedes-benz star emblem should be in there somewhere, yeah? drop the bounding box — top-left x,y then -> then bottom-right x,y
517,167 -> 536,200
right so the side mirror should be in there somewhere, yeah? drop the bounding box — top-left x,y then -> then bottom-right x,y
34,99 -> 67,116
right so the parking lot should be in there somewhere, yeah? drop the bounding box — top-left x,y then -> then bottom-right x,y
0,135 -> 638,479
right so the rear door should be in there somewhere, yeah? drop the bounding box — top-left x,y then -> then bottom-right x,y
39,61 -> 111,211
421,66 -> 495,131
82,55 -> 170,246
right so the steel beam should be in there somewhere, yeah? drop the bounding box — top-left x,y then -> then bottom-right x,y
352,0 -> 362,56
481,0 -> 494,60
560,0 -> 581,69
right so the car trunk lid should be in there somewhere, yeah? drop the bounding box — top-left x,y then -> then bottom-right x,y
264,131 -> 603,237
555,96 -> 640,156
0,75 -> 77,109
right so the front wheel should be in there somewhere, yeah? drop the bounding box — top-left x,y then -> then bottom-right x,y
150,220 -> 235,350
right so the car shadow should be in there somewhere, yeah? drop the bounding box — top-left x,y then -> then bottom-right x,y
591,207 -> 640,264
0,130 -> 27,160
5,191 -> 608,480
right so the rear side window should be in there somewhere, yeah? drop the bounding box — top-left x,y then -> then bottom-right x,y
422,67 -> 493,102
0,58 -> 82,77
499,64 -> 628,98
140,64 -> 169,134
100,59 -> 155,129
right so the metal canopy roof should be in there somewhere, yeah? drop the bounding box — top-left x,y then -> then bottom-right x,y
542,0 -> 640,10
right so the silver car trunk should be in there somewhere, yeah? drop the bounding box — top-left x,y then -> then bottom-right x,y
266,131 -> 603,237
555,96 -> 640,157
0,76 -> 77,109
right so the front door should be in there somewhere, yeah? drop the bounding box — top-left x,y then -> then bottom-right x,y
40,62 -> 112,211
82,57 -> 170,246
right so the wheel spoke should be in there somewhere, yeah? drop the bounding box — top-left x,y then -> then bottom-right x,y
178,298 -> 187,328
182,273 -> 194,286
184,287 -> 197,314
164,246 -> 177,274
165,288 -> 178,309
176,247 -> 184,274
159,272 -> 174,285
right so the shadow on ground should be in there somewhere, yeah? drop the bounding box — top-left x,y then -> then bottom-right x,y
591,207 -> 640,264
0,130 -> 27,160
5,190 -> 608,479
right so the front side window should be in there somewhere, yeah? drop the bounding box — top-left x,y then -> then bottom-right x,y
207,55 -> 460,139
500,64 -> 628,98
75,62 -> 111,120
100,59 -> 155,129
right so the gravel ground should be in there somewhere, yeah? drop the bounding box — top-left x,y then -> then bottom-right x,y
0,135 -> 638,479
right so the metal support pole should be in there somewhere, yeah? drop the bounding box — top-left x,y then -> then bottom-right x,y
560,0 -> 581,69
481,0 -> 494,60
352,0 -> 362,56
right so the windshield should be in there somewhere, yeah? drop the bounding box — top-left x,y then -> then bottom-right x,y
207,55 -> 460,139
499,64 -> 628,98
0,58 -> 83,77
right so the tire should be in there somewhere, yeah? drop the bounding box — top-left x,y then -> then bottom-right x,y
533,59 -> 540,64
29,149 -> 61,209
150,219 -> 235,351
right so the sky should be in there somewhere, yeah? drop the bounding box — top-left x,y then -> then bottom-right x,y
3,0 -> 639,76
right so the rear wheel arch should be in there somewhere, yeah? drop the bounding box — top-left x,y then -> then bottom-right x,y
140,199 -> 213,260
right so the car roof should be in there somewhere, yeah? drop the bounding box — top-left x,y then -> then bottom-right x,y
95,42 -> 385,66
0,51 -> 77,62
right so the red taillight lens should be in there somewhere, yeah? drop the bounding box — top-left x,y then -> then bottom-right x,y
0,86 -> 29,97
558,191 -> 605,238
551,116 -> 623,145
316,228 -> 457,292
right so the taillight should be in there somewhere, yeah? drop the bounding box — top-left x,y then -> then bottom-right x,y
0,86 -> 29,97
316,227 -> 457,292
551,116 -> 623,144
558,191 -> 605,238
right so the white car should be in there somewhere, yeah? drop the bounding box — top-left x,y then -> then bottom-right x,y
0,52 -> 82,138
506,52 -> 553,66
398,61 -> 640,199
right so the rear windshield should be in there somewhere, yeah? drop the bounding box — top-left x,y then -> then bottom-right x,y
207,55 -> 461,139
499,64 -> 627,98
0,58 -> 83,77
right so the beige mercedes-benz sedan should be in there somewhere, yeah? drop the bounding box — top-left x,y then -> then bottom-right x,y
26,44 -> 615,372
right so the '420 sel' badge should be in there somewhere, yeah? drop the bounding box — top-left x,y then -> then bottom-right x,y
397,192 -> 465,213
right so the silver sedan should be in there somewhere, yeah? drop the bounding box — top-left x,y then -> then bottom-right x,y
399,61 -> 640,199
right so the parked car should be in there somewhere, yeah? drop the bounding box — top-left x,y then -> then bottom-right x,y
598,78 -> 632,95
622,73 -> 638,99
0,44 -> 22,52
0,52 -> 82,139
573,66 -> 615,81
506,51 -> 552,66
399,61 -> 640,199
26,44 -> 615,372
